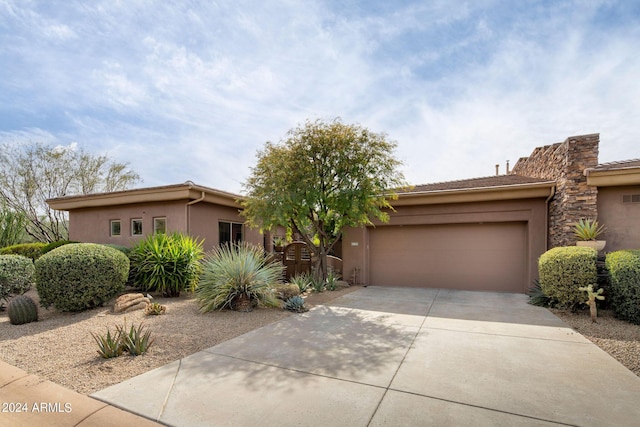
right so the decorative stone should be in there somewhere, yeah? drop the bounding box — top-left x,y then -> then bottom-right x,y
113,293 -> 151,313
512,134 -> 599,248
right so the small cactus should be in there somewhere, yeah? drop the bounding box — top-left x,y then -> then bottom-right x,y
145,302 -> 166,316
283,295 -> 308,313
8,295 -> 38,325
579,285 -> 605,323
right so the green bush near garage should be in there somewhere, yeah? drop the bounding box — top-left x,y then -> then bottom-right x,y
605,250 -> 640,324
538,246 -> 598,308
0,255 -> 35,304
35,243 -> 129,312
0,242 -> 47,261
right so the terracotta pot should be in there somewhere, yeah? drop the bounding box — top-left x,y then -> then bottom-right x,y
576,240 -> 606,252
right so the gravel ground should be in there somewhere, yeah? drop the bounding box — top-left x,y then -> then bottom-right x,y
550,307 -> 640,377
0,286 -> 360,395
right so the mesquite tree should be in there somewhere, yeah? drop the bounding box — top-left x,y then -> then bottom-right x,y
242,118 -> 406,280
0,142 -> 141,242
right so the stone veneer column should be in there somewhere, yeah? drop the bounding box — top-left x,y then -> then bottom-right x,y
511,134 -> 599,248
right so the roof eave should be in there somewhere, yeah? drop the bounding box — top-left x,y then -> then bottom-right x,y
392,181 -> 556,206
585,168 -> 640,187
47,184 -> 240,211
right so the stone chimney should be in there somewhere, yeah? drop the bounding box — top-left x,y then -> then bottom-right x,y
511,134 -> 599,247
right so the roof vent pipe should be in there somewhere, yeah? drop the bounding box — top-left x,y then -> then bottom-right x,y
506,160 -> 510,174
495,164 -> 500,176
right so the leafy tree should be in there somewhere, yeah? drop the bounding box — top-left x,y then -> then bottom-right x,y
241,118 -> 406,280
0,142 -> 141,242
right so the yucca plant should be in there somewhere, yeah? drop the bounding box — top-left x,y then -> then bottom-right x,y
196,242 -> 283,312
129,233 -> 204,297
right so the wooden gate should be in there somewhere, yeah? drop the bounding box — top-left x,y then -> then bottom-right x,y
283,242 -> 312,280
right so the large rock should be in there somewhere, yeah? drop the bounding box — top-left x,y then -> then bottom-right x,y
113,293 -> 150,313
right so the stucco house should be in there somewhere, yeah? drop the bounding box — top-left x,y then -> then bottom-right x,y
47,133 -> 639,293
47,182 -> 263,251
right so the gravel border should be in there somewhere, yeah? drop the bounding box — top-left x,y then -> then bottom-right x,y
550,307 -> 640,377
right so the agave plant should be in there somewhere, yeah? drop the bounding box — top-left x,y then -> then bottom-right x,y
196,242 -> 283,312
129,233 -> 204,297
573,218 -> 606,241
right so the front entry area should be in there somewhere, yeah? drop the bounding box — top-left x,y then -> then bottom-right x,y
368,222 -> 527,292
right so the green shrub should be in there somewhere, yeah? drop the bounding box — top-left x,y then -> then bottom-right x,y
605,250 -> 640,324
129,233 -> 203,297
196,242 -> 282,312
35,243 -> 129,312
0,242 -> 46,261
538,246 -> 598,308
102,244 -> 131,256
41,240 -> 77,255
0,255 -> 35,303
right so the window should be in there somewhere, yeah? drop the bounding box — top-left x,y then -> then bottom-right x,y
154,217 -> 167,234
622,194 -> 640,203
110,220 -> 121,236
219,221 -> 243,245
131,219 -> 143,236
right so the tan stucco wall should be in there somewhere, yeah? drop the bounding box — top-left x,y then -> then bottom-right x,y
68,200 -> 263,251
342,198 -> 548,291
188,203 -> 263,252
597,185 -> 640,251
69,200 -> 188,247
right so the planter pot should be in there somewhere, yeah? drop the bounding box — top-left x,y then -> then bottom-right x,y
576,240 -> 606,252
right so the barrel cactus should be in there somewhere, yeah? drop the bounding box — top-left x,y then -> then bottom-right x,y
8,294 -> 38,325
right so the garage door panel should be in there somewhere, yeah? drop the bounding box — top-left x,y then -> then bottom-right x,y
369,222 -> 526,292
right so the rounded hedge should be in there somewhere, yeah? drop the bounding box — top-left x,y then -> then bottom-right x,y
0,242 -> 47,261
538,246 -> 598,308
35,243 -> 129,312
605,250 -> 640,324
0,255 -> 35,302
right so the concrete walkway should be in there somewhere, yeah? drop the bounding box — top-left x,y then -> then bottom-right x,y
0,360 -> 162,427
91,287 -> 640,426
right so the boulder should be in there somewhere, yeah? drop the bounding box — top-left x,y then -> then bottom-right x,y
113,293 -> 151,313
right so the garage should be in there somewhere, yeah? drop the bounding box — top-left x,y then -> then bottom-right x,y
368,222 -> 527,292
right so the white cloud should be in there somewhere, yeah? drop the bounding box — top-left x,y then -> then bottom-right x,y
1,0 -> 638,194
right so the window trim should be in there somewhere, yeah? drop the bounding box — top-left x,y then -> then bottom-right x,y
131,218 -> 143,236
110,220 -> 121,237
153,217 -> 167,234
219,221 -> 244,245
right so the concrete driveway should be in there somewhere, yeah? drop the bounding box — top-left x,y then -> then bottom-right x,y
93,287 -> 640,426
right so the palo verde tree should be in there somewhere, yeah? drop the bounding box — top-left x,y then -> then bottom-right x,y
0,142 -> 141,242
241,118 -> 407,281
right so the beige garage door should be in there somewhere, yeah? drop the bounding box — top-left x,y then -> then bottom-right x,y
369,222 -> 527,292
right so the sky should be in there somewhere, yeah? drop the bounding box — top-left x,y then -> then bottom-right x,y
1,0 -> 639,194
